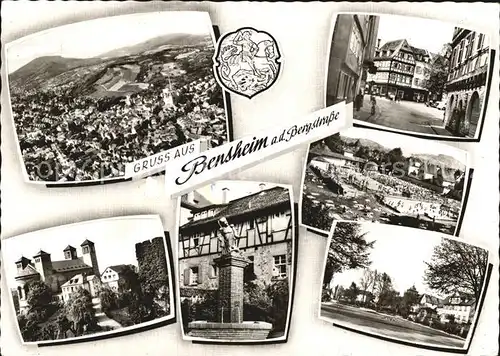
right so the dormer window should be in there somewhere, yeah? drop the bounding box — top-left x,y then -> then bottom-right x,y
35,258 -> 41,263
83,246 -> 90,254
65,251 -> 71,259
16,263 -> 22,269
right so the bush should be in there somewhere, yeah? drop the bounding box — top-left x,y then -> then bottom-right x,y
99,288 -> 118,313
321,288 -> 332,302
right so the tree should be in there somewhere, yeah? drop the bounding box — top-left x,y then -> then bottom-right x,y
323,222 -> 374,287
344,282 -> 360,304
358,269 -> 377,305
118,265 -> 141,293
64,288 -> 99,336
99,287 -> 118,313
26,280 -> 53,311
424,239 -> 488,301
374,272 -> 396,309
423,47 -> 451,99
399,285 -> 420,317
302,197 -> 334,234
324,134 -> 344,154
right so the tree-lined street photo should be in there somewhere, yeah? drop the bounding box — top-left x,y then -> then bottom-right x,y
320,221 -> 489,350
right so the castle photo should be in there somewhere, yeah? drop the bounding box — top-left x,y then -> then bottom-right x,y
2,215 -> 174,344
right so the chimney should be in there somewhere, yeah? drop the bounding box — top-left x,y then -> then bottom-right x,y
377,39 -> 381,48
259,183 -> 266,191
222,187 -> 230,204
187,191 -> 195,204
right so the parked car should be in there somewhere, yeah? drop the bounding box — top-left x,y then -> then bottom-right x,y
436,100 -> 447,110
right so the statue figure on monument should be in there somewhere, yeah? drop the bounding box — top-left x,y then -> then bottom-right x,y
217,217 -> 241,256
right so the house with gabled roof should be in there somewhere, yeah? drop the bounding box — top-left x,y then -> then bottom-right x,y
367,38 -> 444,102
178,185 -> 293,301
100,264 -> 135,291
436,291 -> 476,324
14,239 -> 100,313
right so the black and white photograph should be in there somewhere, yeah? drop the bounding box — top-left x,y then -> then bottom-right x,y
319,221 -> 490,351
325,13 -> 493,140
1,215 -> 175,345
176,180 -> 295,343
5,11 -> 230,184
300,127 -> 470,236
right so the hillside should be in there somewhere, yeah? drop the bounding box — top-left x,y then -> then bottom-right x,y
99,33 -> 211,58
8,56 -> 104,92
410,153 -> 465,171
341,136 -> 388,153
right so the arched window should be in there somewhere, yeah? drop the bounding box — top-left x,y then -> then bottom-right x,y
466,91 -> 481,137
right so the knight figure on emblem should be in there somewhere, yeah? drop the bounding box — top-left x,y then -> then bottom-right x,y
214,27 -> 282,99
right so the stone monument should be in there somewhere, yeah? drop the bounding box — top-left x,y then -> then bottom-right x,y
187,217 -> 273,340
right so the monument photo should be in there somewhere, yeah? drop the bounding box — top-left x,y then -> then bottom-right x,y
177,180 -> 296,342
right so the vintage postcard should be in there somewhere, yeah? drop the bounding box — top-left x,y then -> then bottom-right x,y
1,215 -> 175,345
319,221 -> 490,352
325,13 -> 493,140
175,180 -> 296,343
5,11 -> 230,185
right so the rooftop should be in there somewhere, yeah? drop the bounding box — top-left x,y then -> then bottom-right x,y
180,186 -> 290,233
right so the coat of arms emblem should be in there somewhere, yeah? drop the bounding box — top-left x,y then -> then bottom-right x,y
213,27 -> 281,99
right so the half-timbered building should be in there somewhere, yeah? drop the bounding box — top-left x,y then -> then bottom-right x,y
178,185 -> 293,300
444,28 -> 490,137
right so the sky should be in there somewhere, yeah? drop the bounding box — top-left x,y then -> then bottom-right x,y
6,11 -> 213,74
2,215 -> 166,284
375,14 -> 456,54
339,127 -> 468,167
329,222 -> 447,297
179,180 -> 287,225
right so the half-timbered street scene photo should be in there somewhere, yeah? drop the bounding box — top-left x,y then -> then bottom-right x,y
178,181 -> 295,342
320,222 -> 489,351
2,216 -> 174,344
301,127 -> 468,235
6,12 -> 228,183
326,13 -> 491,138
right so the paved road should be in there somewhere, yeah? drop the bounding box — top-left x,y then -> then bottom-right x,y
320,302 -> 465,348
92,297 -> 122,330
354,97 -> 453,136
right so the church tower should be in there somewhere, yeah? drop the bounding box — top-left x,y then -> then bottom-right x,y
32,250 -> 52,283
81,239 -> 100,277
63,245 -> 77,260
162,77 -> 176,109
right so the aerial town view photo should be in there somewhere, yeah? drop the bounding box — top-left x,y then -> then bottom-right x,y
2,215 -> 174,344
177,181 -> 295,342
320,221 -> 490,350
6,12 -> 228,183
325,13 -> 491,139
300,127 -> 469,235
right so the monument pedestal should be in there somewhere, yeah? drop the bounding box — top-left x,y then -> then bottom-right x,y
187,252 -> 272,340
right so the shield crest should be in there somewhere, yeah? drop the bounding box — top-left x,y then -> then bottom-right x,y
213,27 -> 282,99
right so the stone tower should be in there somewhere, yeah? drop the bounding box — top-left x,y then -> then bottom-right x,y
81,239 -> 100,277
63,245 -> 77,260
32,250 -> 52,283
